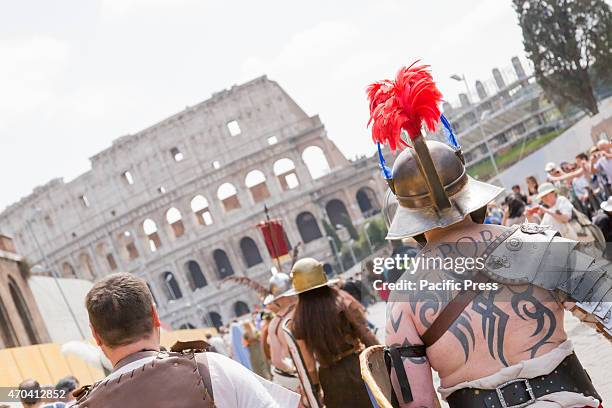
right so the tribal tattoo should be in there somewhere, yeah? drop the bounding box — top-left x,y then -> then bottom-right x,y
448,311 -> 475,362
471,288 -> 510,366
387,229 -> 562,367
387,303 -> 428,365
509,286 -> 557,358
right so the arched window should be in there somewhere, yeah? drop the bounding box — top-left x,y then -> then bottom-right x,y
186,260 -> 208,290
117,230 -> 139,261
0,297 -> 18,347
323,263 -> 334,277
213,249 -> 234,279
62,262 -> 76,278
78,253 -> 95,280
162,271 -> 183,300
245,170 -> 270,203
9,278 -> 39,344
356,187 -> 381,217
217,183 -> 241,212
296,212 -> 323,243
273,158 -> 299,190
209,312 -> 223,329
96,243 -> 117,272
170,147 -> 184,162
166,207 -> 185,238
302,146 -> 330,180
326,199 -> 356,237
143,219 -> 162,252
239,237 -> 263,267
191,195 -> 213,226
234,301 -> 250,317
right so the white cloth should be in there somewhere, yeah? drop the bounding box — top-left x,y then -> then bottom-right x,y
208,353 -> 300,408
209,335 -> 230,356
438,341 -> 600,407
271,366 -> 301,392
106,353 -> 300,408
540,196 -> 578,239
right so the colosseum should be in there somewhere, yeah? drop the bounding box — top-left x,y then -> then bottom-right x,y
0,75 -> 386,329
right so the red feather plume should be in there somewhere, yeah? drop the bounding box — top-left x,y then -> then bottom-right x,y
367,62 -> 443,152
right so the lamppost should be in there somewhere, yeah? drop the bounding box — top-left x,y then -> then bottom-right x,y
327,236 -> 344,274
26,210 -> 86,340
450,73 -> 503,186
363,222 -> 374,255
347,239 -> 358,267
164,273 -> 177,300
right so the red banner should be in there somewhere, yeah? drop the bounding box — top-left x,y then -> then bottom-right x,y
257,219 -> 290,259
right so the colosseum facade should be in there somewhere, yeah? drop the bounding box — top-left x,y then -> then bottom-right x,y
0,76 -> 385,329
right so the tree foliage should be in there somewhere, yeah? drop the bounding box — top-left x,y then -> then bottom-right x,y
323,219 -> 342,252
513,0 -> 612,115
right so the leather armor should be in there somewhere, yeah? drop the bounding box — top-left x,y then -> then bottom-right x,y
73,341 -> 215,408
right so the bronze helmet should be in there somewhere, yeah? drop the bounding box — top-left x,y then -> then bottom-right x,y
384,139 -> 503,240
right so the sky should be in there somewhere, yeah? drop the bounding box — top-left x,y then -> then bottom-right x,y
0,0 -> 528,211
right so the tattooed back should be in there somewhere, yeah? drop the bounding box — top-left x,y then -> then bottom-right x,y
386,222 -> 567,389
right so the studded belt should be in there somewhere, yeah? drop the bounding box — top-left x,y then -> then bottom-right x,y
446,353 -> 601,408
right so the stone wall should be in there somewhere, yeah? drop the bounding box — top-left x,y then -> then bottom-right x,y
0,235 -> 50,348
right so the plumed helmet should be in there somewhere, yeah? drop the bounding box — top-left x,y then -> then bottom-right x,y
367,62 -> 503,240
384,140 -> 502,239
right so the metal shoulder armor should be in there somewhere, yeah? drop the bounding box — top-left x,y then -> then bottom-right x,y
482,223 -> 612,337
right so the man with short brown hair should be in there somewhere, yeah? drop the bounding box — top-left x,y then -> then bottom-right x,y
74,273 -> 299,408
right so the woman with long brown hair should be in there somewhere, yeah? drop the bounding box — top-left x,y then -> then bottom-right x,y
286,258 -> 379,408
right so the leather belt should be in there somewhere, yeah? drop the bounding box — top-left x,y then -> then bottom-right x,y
273,367 -> 297,378
446,353 -> 601,408
320,343 -> 364,368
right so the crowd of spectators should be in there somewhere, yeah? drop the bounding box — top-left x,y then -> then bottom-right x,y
16,376 -> 79,408
485,139 -> 612,255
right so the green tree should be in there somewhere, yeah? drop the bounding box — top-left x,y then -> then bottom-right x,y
366,217 -> 388,247
323,219 -> 342,253
513,0 -> 612,115
339,214 -> 359,240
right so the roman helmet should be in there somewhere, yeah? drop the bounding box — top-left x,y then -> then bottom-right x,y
367,62 -> 503,240
282,258 -> 339,297
263,272 -> 292,305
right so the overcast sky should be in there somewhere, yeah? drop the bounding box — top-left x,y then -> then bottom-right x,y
0,0 -> 529,211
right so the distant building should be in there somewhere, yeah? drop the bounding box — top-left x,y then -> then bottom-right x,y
0,235 -> 50,348
0,76 -> 384,329
436,57 -> 574,182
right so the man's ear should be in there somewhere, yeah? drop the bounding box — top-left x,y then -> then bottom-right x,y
151,306 -> 161,328
91,325 -> 103,347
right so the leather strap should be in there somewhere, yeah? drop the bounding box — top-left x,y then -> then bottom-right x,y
421,272 -> 489,347
196,352 -> 215,404
446,353 -> 601,408
384,345 -> 427,405
171,340 -> 208,352
273,304 -> 296,337
387,347 -> 412,406
420,225 -> 520,347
